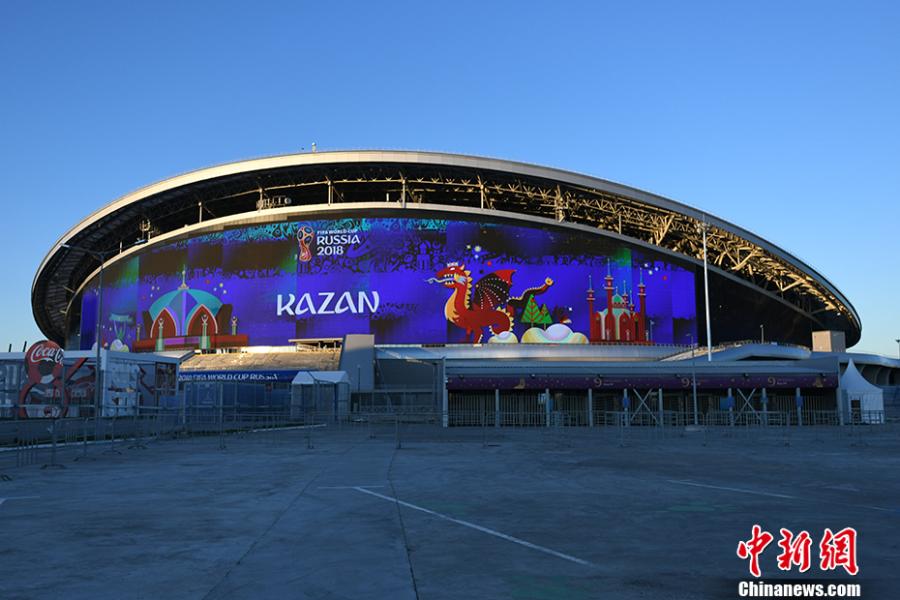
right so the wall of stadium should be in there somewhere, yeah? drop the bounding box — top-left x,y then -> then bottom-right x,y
65,207 -> 819,351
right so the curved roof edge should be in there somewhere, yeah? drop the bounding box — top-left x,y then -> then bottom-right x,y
61,202 -> 819,326
33,150 -> 860,344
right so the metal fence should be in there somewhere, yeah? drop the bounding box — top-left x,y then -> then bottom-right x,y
348,408 -> 900,449
2,406 -> 896,479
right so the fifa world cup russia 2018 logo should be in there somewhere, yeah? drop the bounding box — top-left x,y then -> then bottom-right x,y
297,225 -> 315,263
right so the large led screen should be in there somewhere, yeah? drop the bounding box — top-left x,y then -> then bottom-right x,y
77,216 -> 698,350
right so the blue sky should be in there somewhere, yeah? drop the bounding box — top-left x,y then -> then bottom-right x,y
1,1 -> 897,355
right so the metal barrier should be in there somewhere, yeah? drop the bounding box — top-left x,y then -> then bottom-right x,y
0,407 -> 896,479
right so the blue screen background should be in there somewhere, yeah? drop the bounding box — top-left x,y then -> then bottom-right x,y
77,216 -> 697,349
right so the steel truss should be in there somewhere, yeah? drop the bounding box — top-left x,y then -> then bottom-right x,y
226,169 -> 849,326
37,163 -> 857,342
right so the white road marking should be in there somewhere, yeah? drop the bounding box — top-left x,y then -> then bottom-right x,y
861,505 -> 894,513
318,485 -> 385,489
352,486 -> 596,568
0,496 -> 39,507
667,480 -> 797,499
668,479 -> 897,513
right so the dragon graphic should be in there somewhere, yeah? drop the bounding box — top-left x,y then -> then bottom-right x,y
431,263 -> 553,343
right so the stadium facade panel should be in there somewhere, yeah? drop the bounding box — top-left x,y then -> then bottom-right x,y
32,151 -> 860,351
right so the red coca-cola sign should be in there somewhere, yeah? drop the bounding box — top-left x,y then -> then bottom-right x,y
25,340 -> 64,385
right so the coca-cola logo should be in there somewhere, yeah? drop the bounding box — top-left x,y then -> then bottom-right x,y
25,340 -> 64,385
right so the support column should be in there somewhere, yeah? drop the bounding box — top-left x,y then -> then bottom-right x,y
727,387 -> 734,427
657,388 -> 664,427
623,388 -> 630,427
494,389 -> 500,428
795,387 -> 803,426
837,388 -> 845,426
545,388 -> 551,427
179,375 -> 186,426
836,361 -> 846,426
761,387 -> 768,426
587,388 -> 594,428
440,358 -> 448,428
701,220 -> 713,361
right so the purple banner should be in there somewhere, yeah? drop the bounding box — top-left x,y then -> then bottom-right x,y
79,216 -> 698,351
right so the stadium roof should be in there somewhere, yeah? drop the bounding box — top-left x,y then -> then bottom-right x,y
32,150 -> 860,345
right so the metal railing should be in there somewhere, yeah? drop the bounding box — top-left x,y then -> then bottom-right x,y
1,407 -> 895,479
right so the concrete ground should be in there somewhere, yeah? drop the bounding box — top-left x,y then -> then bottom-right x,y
0,423 -> 897,599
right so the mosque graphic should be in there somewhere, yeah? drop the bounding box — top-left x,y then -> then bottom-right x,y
133,267 -> 248,352
586,266 -> 651,344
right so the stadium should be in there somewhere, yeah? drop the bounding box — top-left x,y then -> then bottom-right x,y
25,151 -> 897,424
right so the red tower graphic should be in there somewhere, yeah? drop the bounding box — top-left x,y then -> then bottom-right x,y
587,275 -> 599,342
588,263 -> 650,344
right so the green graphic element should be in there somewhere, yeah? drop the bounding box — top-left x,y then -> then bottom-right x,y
538,304 -> 552,328
520,295 -> 542,327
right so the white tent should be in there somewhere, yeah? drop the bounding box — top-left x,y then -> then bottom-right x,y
840,359 -> 884,423
290,370 -> 350,420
